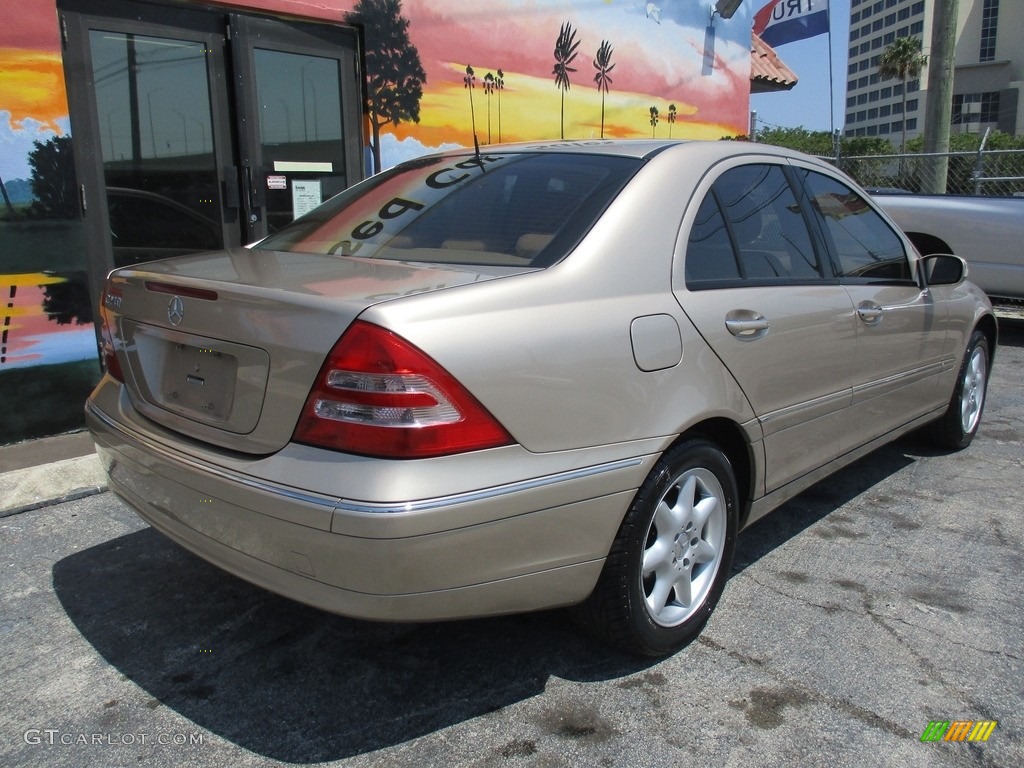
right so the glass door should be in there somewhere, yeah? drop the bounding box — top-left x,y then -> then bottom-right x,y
229,15 -> 363,242
88,28 -> 227,267
58,0 -> 364,309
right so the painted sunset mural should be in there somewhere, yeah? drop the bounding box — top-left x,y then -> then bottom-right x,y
360,0 -> 753,168
1,3 -> 98,442
215,0 -> 755,169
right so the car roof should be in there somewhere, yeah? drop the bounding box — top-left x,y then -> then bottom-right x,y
420,138 -> 831,168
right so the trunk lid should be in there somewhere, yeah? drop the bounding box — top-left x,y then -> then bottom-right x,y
106,248 -> 519,454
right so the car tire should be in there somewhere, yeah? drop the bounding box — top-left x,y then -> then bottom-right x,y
574,438 -> 738,656
928,329 -> 990,450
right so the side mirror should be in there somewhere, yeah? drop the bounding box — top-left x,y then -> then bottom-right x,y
922,253 -> 966,287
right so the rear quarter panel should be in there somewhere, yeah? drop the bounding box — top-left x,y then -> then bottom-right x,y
363,147 -> 759,455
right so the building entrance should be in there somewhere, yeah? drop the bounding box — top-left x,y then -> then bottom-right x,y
58,0 -> 363,303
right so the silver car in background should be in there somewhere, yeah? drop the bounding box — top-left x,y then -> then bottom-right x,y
87,140 -> 996,656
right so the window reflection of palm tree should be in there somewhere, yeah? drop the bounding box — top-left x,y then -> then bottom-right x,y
464,64 -> 477,142
552,22 -> 580,140
593,40 -> 615,139
667,104 -> 677,139
495,69 -> 505,142
649,106 -> 659,138
483,72 -> 495,144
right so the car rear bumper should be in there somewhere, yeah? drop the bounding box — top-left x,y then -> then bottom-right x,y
86,396 -> 655,622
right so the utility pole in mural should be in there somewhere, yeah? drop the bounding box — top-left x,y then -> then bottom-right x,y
464,65 -> 477,143
483,72 -> 495,144
552,22 -> 580,140
345,0 -> 426,174
668,104 -> 677,138
649,106 -> 659,138
593,40 -> 615,139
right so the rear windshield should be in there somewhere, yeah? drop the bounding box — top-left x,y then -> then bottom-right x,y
255,153 -> 641,267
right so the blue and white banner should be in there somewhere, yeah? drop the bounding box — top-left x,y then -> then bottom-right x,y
753,0 -> 830,47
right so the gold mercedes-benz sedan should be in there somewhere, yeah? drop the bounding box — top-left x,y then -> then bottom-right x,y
87,140 -> 996,656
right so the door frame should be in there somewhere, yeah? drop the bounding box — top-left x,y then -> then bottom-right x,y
228,12 -> 364,243
58,0 -> 366,314
60,0 -> 239,312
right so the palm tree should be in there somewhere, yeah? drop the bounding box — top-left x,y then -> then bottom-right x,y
495,69 -> 505,142
483,72 -> 495,144
667,104 -> 677,138
464,64 -> 477,142
552,22 -> 580,139
878,37 -> 928,153
593,39 -> 615,139
649,106 -> 659,138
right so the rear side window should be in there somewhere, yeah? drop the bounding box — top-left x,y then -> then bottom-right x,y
685,164 -> 823,288
799,170 -> 912,282
255,153 -> 640,267
685,194 -> 740,282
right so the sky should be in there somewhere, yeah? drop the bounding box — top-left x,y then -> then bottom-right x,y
750,0 -> 851,135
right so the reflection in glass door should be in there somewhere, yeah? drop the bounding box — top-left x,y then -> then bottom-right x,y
231,14 -> 363,242
89,30 -> 224,266
254,49 -> 349,234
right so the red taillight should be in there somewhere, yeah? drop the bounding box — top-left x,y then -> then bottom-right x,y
293,321 -> 513,458
99,287 -> 124,383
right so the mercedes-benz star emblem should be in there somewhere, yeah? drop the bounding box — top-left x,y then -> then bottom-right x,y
167,296 -> 185,326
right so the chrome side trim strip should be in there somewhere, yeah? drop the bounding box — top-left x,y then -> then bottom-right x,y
335,457 -> 645,515
88,401 -> 340,511
851,361 -> 943,401
88,401 -> 645,517
758,388 -> 851,436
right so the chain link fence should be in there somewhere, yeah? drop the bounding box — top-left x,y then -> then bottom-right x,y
824,149 -> 1024,197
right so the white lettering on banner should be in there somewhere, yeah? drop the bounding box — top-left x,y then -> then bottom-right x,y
772,0 -> 821,22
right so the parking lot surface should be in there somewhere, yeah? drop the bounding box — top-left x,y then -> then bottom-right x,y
2,322 -> 1022,768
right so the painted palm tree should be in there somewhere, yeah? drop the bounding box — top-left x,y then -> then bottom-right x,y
667,104 -> 677,138
464,64 -> 477,142
649,106 -> 659,138
878,37 -> 928,153
483,72 -> 495,144
593,39 -> 615,139
495,69 -> 505,142
552,21 -> 580,140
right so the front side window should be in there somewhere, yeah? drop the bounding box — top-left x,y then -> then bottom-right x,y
255,152 -> 640,267
799,171 -> 912,282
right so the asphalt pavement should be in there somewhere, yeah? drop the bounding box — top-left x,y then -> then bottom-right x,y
1,321 -> 1022,767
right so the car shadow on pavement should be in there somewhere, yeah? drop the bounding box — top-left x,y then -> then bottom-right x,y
52,530 -> 656,762
996,317 -> 1024,348
732,439 -> 917,574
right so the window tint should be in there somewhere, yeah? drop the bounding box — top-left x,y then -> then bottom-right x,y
255,153 -> 640,267
799,171 -> 912,281
685,194 -> 739,284
713,165 -> 822,281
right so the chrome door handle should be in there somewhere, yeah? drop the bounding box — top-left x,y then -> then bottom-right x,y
857,302 -> 883,324
725,311 -> 770,339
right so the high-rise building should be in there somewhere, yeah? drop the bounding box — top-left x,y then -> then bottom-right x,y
844,0 -> 1024,145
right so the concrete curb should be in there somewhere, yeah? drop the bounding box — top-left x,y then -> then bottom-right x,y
0,454 -> 108,518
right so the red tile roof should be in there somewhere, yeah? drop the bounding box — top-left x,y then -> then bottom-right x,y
751,33 -> 798,93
